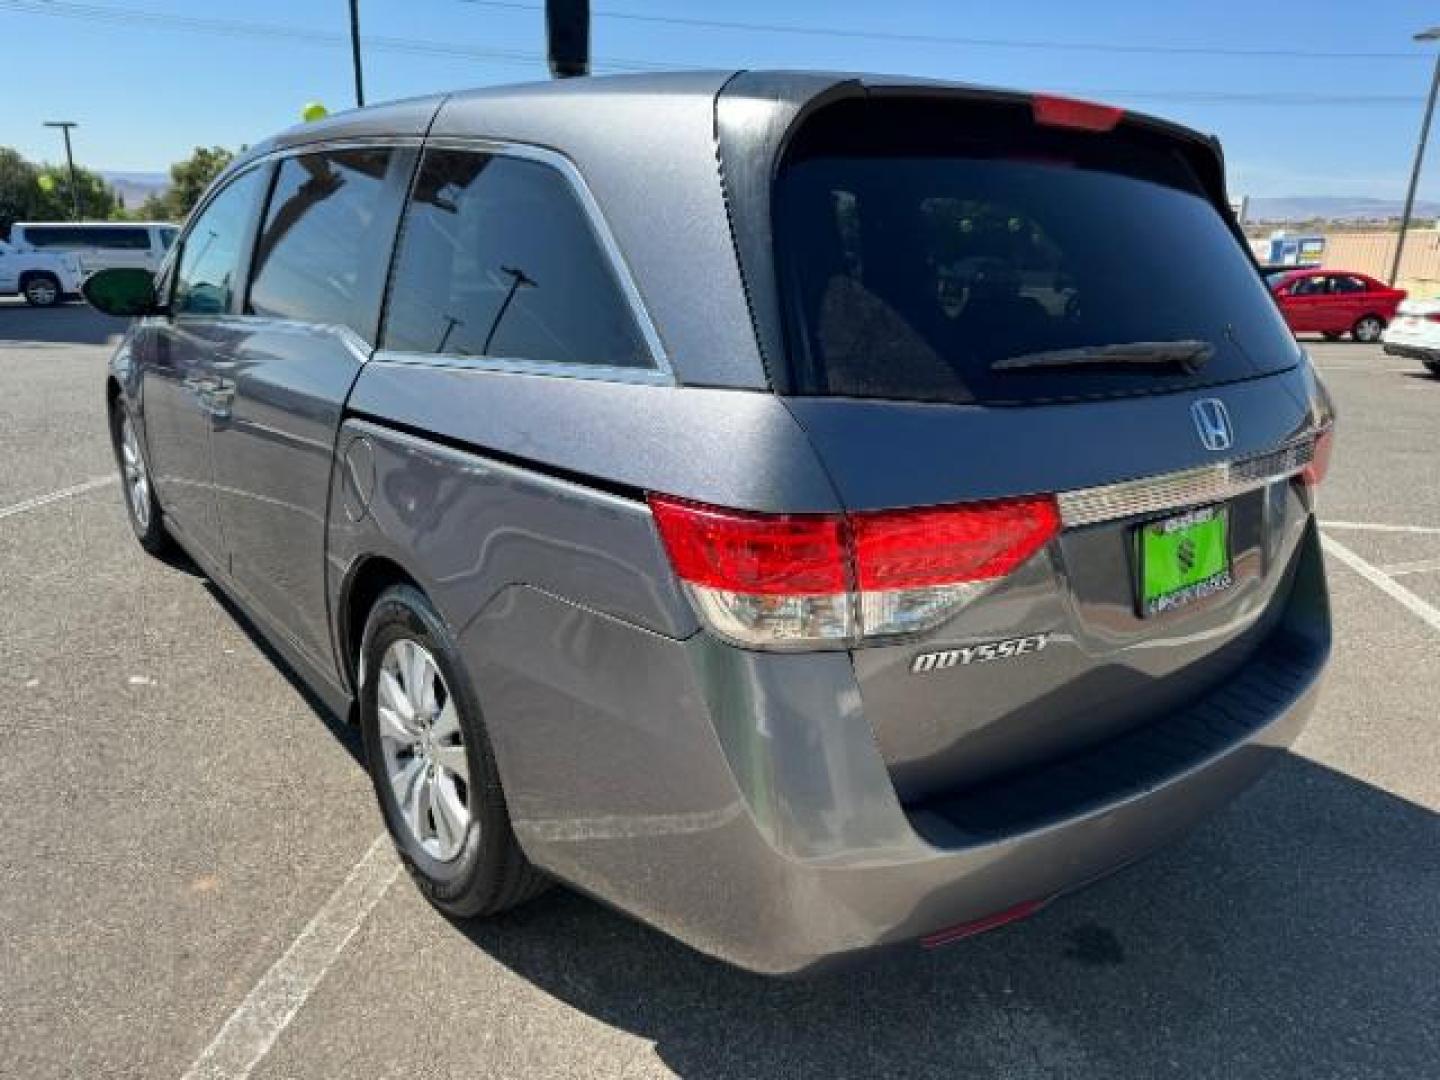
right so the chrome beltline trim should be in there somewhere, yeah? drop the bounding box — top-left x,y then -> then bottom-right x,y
1057,433 -> 1318,527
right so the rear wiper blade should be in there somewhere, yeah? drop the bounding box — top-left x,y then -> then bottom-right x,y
990,340 -> 1213,374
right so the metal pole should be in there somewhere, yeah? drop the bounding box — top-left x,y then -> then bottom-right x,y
44,121 -> 82,220
60,127 -> 80,220
1391,51 -> 1440,285
348,0 -> 365,107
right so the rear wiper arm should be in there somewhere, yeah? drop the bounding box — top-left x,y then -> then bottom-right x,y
990,340 -> 1213,374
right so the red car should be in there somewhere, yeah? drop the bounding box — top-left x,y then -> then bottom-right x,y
1266,268 -> 1406,343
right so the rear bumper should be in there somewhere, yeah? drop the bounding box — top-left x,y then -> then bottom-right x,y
464,527 -> 1330,976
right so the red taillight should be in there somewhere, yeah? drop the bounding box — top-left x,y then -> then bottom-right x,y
647,496 -> 846,595
852,497 -> 1062,590
1301,427 -> 1334,487
1032,93 -> 1124,132
647,493 -> 1061,648
1425,313 -> 1440,323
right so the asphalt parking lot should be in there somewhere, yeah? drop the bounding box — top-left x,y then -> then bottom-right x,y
2,298 -> 1437,1080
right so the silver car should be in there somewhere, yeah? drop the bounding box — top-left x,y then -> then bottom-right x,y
86,71 -> 1334,975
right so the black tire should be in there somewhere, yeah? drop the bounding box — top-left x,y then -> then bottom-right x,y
1321,331 -> 1343,342
108,399 -> 173,556
1425,360 -> 1440,379
21,272 -> 61,307
359,583 -> 547,917
1352,315 -> 1385,344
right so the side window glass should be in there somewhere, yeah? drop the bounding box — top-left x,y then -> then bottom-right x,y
247,148 -> 396,338
173,168 -> 266,317
383,150 -> 651,369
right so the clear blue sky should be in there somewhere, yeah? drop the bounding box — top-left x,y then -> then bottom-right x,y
3,0 -> 1438,199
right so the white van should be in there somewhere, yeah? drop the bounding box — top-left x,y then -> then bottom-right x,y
8,221 -> 178,276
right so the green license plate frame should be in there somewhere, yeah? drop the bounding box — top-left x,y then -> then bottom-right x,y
1136,504 -> 1233,617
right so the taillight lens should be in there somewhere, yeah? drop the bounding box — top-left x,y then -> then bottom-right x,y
1301,426 -> 1334,487
648,494 -> 1061,649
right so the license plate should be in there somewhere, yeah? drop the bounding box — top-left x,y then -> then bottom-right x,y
1136,505 -> 1232,617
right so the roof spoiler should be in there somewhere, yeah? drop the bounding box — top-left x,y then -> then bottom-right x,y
546,0 -> 589,78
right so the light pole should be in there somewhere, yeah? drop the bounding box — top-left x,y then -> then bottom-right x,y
1391,26 -> 1440,286
348,0 -> 365,108
42,120 -> 81,221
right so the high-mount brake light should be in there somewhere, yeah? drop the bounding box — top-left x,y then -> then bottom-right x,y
1032,93 -> 1124,133
648,494 -> 1061,650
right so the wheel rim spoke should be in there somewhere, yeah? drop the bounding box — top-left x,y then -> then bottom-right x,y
377,703 -> 416,745
378,667 -> 414,725
391,755 -> 426,828
434,743 -> 469,783
430,700 -> 460,741
430,773 -> 467,856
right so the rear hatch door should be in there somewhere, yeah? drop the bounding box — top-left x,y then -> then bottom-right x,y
753,88 -> 1326,801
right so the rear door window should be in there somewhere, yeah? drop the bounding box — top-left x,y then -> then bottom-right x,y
775,102 -> 1301,405
85,226 -> 153,250
383,149 -> 651,370
247,148 -> 402,339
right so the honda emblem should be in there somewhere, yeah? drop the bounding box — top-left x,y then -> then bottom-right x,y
1191,399 -> 1234,452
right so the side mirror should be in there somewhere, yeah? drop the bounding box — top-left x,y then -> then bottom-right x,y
81,266 -> 162,318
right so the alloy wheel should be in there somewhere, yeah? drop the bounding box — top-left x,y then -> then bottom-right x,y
1355,317 -> 1383,343
377,638 -> 472,862
119,415 -> 151,530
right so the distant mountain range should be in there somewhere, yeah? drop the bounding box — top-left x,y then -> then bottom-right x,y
100,171 -> 168,210
1243,196 -> 1440,224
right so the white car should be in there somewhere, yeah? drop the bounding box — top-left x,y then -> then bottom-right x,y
7,221 -> 177,277
0,240 -> 83,307
1381,298 -> 1440,377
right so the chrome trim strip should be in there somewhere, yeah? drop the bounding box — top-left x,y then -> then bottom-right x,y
418,136 -> 674,380
1057,433 -> 1318,527
370,349 -> 672,386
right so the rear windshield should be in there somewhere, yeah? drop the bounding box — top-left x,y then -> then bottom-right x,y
774,101 -> 1301,405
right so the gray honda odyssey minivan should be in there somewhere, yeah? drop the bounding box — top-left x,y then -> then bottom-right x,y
88,69 -> 1333,974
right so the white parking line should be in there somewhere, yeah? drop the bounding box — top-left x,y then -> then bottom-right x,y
1323,520 -> 1440,536
1322,533 -> 1440,636
1310,366 -> 1416,374
179,833 -> 399,1080
0,475 -> 117,522
1378,558 -> 1440,578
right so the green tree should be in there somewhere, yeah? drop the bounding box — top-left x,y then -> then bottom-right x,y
0,148 -> 43,235
165,146 -> 234,219
34,163 -> 124,221
136,191 -> 173,222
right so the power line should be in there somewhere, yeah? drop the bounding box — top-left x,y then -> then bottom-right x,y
0,0 -> 1427,108
0,0 -> 667,71
456,0 -> 1427,62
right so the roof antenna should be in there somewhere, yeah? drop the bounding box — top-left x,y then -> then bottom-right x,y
546,0 -> 590,78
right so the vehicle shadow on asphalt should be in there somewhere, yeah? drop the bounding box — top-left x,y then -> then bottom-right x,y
454,757 -> 1438,1078
0,302 -> 128,347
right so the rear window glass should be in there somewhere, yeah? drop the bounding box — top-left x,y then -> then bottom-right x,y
775,102 -> 1301,405
383,150 -> 650,369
